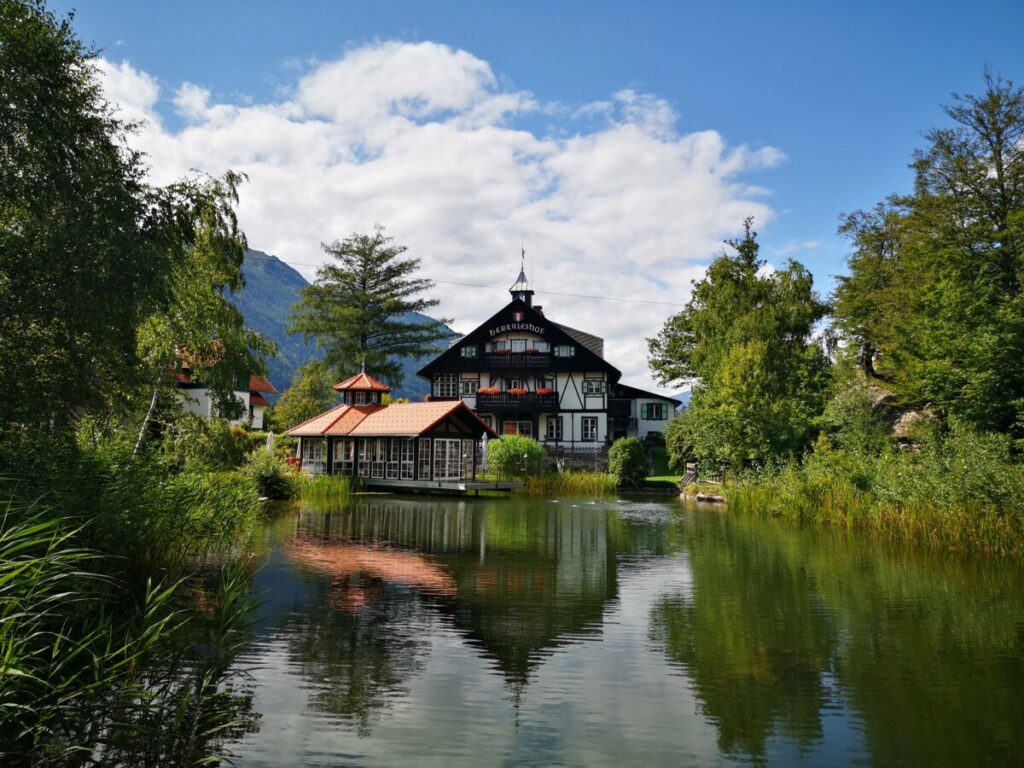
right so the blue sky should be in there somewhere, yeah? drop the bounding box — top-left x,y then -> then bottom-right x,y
54,0 -> 1024,388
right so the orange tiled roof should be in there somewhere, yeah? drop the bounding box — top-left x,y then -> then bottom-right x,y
287,401 -> 497,438
333,372 -> 391,392
286,404 -> 375,437
249,375 -> 277,394
249,392 -> 271,407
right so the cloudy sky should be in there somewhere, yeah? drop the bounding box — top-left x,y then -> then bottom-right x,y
57,0 -> 1023,391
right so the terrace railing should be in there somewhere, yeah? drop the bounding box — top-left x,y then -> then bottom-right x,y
476,392 -> 558,410
485,352 -> 551,369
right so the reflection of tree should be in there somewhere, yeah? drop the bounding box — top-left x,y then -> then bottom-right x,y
650,512 -> 836,763
801,538 -> 1024,767
293,499 -> 646,688
283,537 -> 436,735
283,574 -> 431,736
655,508 -> 1024,767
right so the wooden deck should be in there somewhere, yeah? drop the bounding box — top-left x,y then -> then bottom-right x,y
362,478 -> 523,495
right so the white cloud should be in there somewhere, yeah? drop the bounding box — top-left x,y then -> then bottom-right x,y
97,41 -> 784,391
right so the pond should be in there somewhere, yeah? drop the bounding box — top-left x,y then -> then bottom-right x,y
227,496 -> 1024,767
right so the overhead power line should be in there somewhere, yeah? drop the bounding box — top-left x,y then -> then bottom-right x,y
242,250 -> 684,308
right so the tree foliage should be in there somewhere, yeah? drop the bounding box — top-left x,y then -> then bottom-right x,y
833,73 -> 1024,437
608,437 -> 648,486
0,0 -> 271,434
487,434 -> 545,478
268,360 -> 339,431
289,227 -> 450,387
648,220 -> 829,468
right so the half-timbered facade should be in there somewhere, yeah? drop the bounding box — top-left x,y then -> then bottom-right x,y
286,372 -> 497,482
417,268 -> 676,449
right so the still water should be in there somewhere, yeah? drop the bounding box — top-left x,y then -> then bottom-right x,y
229,496 -> 1024,767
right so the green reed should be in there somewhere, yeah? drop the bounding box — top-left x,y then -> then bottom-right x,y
518,471 -> 619,499
299,474 -> 355,506
723,430 -> 1024,558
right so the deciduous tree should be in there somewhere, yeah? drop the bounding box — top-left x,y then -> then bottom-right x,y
649,220 -> 829,467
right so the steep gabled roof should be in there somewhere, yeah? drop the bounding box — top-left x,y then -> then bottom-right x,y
416,297 -> 620,382
250,392 -> 271,407
249,375 -> 277,394
333,372 -> 392,392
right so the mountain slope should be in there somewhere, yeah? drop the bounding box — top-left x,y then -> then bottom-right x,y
233,249 -> 449,401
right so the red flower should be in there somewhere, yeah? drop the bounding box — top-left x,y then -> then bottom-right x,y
537,387 -> 555,395
510,388 -> 527,396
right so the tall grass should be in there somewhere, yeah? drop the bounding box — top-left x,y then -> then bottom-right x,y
518,471 -> 618,498
299,474 -> 355,506
0,497 -> 260,766
0,427 -> 264,764
724,427 -> 1024,558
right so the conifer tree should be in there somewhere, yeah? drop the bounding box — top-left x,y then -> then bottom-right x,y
289,226 -> 450,387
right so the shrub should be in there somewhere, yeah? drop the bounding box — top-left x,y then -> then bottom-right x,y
243,449 -> 300,500
608,437 -> 648,486
487,434 -> 545,478
161,414 -> 250,472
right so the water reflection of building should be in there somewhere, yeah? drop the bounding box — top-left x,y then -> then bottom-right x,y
290,500 -> 618,687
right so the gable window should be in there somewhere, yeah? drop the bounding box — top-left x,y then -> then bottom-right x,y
511,339 -> 526,353
582,416 -> 599,442
582,379 -> 606,395
641,402 -> 669,420
546,416 -> 563,441
461,345 -> 478,358
554,345 -> 575,357
435,373 -> 458,398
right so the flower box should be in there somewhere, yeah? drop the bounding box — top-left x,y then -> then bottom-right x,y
478,386 -> 500,395
537,387 -> 555,395
509,388 -> 527,396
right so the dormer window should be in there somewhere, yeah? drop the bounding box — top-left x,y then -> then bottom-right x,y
461,345 -> 478,358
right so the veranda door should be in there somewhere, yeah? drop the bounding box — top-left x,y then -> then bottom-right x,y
433,439 -> 462,481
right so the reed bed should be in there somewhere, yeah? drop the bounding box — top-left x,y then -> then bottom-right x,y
299,474 -> 355,506
723,430 -> 1024,558
518,471 -> 618,499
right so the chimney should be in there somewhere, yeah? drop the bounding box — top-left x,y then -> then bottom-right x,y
534,305 -> 544,316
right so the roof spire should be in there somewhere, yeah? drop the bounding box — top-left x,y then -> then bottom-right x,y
360,354 -> 366,374
509,243 -> 534,306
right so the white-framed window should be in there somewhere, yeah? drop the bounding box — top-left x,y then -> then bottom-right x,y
301,439 -> 327,475
461,345 -> 478,358
479,414 -> 494,430
460,379 -> 479,395
511,339 -> 526,353
401,438 -> 415,479
358,440 -> 370,478
531,341 -> 550,353
354,390 -> 367,405
546,416 -> 563,441
333,438 -> 355,475
582,379 -> 606,395
554,345 -> 575,357
641,402 -> 669,420
582,416 -> 599,442
418,438 -> 432,478
435,373 -> 458,398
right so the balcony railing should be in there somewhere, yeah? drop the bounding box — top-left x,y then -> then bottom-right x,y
477,392 -> 558,410
485,352 -> 551,368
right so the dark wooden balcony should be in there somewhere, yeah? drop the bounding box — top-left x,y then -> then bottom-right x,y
476,392 -> 558,411
485,352 -> 551,369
